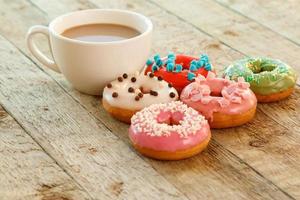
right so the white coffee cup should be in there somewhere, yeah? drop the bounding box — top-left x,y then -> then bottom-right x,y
26,9 -> 153,95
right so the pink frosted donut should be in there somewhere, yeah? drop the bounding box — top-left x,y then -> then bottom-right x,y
180,72 -> 257,128
129,101 -> 211,160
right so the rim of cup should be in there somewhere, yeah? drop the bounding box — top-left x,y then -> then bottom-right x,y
48,9 -> 153,46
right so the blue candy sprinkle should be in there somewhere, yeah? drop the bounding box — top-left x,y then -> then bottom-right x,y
168,52 -> 175,58
197,60 -> 204,68
154,54 -> 160,61
174,64 -> 183,72
204,63 -> 212,71
168,56 -> 175,61
190,64 -> 197,72
146,59 -> 153,66
191,60 -> 197,66
201,54 -> 209,60
156,59 -> 163,67
152,65 -> 158,72
166,63 -> 175,72
166,61 -> 173,66
167,58 -> 175,64
188,72 -> 196,81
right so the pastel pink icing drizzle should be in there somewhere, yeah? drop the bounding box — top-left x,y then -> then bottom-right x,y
129,101 -> 210,152
180,72 -> 257,121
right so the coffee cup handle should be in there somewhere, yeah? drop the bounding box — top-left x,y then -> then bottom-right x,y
26,25 -> 61,73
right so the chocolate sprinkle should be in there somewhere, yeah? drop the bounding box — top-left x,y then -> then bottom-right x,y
117,77 -> 123,82
128,87 -> 134,93
150,90 -> 158,96
107,83 -> 112,88
112,92 -> 118,98
138,93 -> 143,98
123,73 -> 128,79
131,77 -> 136,82
168,83 -> 173,88
135,96 -> 140,101
149,73 -> 154,78
169,92 -> 176,98
157,76 -> 163,81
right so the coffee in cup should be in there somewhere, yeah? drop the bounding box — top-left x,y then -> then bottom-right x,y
61,23 -> 141,42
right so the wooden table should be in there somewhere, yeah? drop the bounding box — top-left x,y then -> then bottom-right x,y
0,0 -> 299,199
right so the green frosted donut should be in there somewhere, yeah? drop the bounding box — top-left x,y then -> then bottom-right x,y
223,57 -> 298,96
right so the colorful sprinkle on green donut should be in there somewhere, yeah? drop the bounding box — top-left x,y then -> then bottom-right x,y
223,57 -> 298,95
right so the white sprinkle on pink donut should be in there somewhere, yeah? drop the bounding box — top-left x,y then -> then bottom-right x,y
131,101 -> 207,138
129,101 -> 210,152
180,72 -> 257,121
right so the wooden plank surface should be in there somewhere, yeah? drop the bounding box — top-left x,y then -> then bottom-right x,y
0,0 -> 299,199
215,0 -> 300,45
0,106 -> 90,199
0,35 -> 187,200
0,1 -> 292,199
5,2 -> 298,198
147,0 -> 300,197
151,0 -> 300,78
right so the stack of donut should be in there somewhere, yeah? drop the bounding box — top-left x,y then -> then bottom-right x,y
102,53 -> 298,160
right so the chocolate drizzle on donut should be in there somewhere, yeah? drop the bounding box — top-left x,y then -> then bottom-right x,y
149,73 -> 154,78
107,83 -> 112,88
135,96 -> 140,101
122,73 -> 128,79
150,90 -> 158,96
131,77 -> 136,82
112,92 -> 118,98
169,92 -> 176,98
128,87 -> 134,93
117,77 -> 123,82
138,93 -> 143,98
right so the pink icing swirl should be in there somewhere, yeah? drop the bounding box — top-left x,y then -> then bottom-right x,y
180,72 -> 257,121
129,101 -> 210,152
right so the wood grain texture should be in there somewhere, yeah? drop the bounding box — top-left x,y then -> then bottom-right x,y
0,35 -> 187,200
147,0 -> 300,197
5,0 -> 297,199
151,0 -> 300,81
215,0 -> 300,46
0,0 -> 299,199
0,106 -> 90,200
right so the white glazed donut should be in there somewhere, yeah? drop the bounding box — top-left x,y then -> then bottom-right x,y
102,71 -> 179,123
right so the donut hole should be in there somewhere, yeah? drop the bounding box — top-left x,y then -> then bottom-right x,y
157,111 -> 183,126
210,91 -> 222,97
248,60 -> 277,74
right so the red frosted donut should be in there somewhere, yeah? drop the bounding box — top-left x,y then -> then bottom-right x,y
144,53 -> 213,93
129,101 -> 211,160
180,72 -> 257,128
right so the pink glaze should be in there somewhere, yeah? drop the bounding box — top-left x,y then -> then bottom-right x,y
129,101 -> 210,152
180,72 -> 257,122
129,123 -> 210,152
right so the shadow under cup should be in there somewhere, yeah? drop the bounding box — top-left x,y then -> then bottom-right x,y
29,9 -> 153,95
